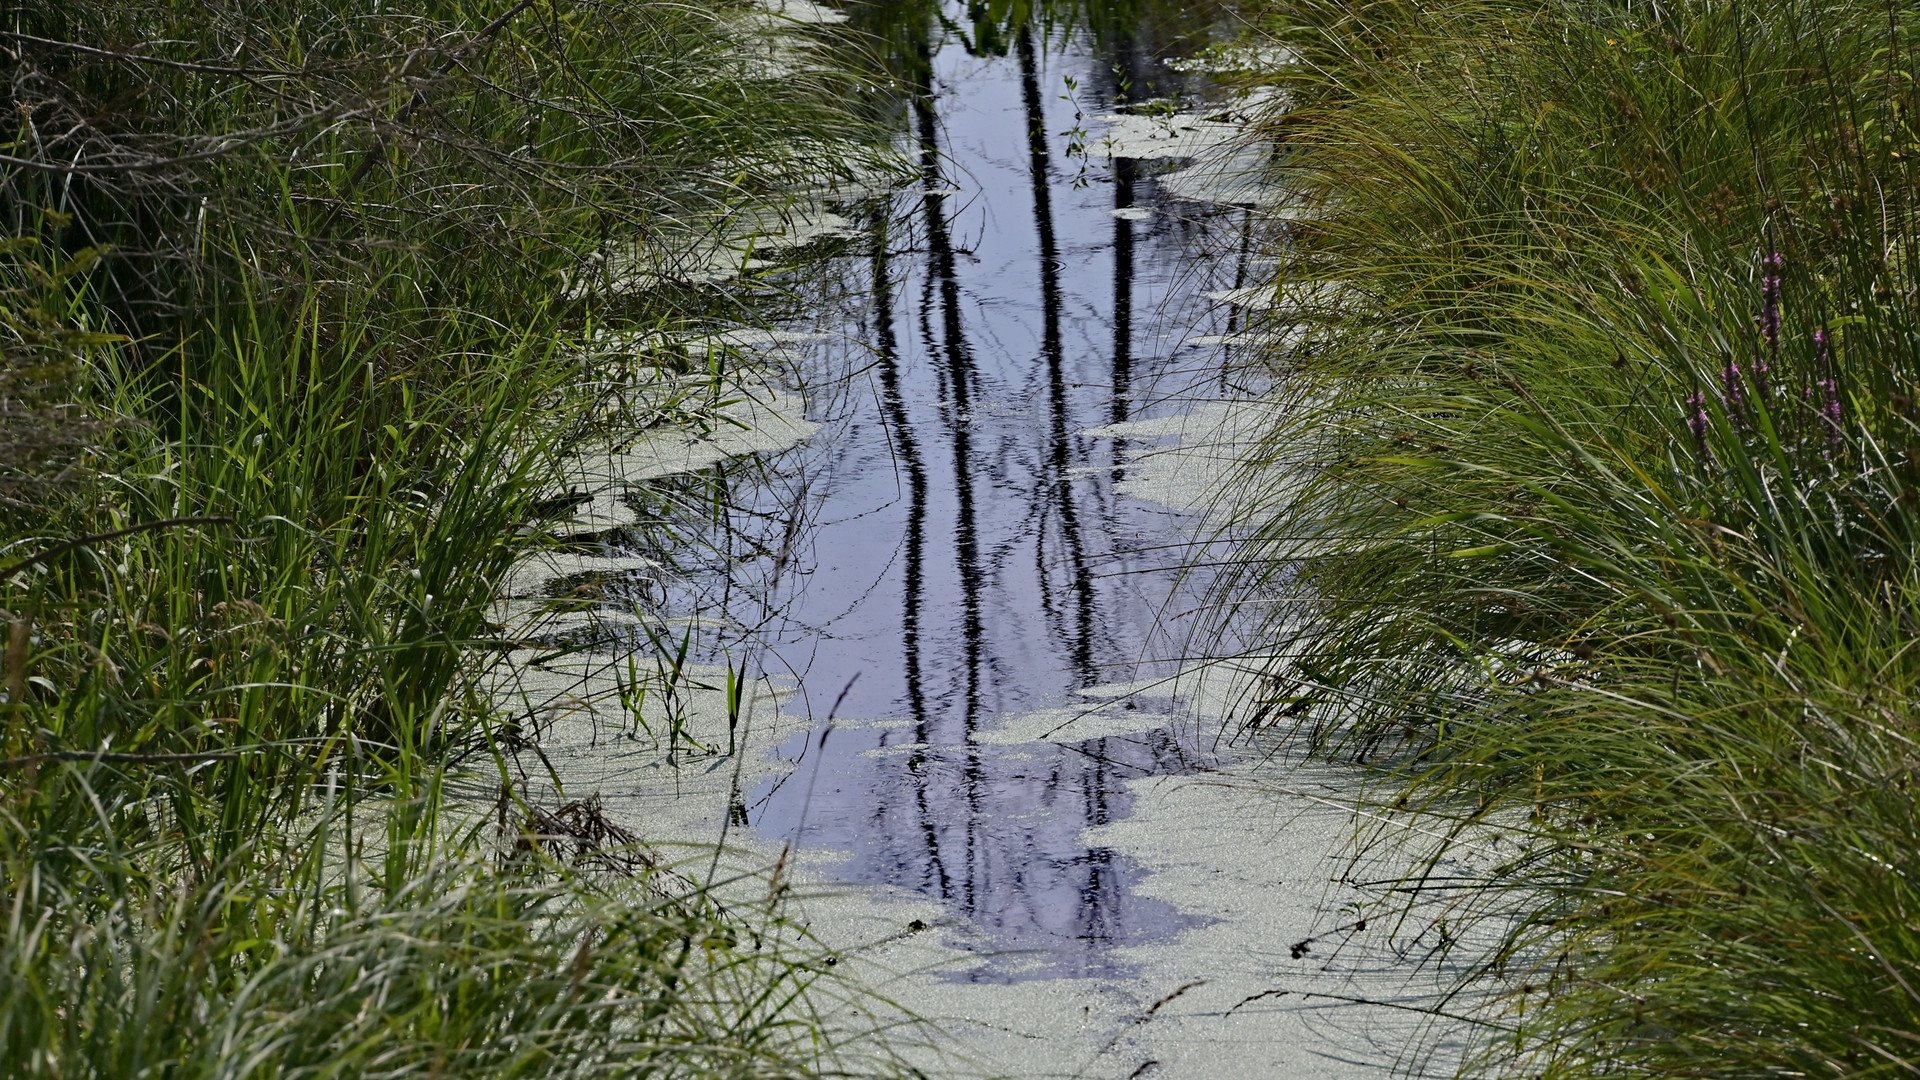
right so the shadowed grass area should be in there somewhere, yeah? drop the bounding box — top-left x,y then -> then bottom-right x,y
0,1 -> 899,1076
1226,0 -> 1920,1073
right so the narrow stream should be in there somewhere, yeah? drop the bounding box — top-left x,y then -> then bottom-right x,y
492,3 -> 1474,1073
722,5 -> 1267,981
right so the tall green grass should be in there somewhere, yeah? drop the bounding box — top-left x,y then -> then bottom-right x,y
1229,0 -> 1920,1073
0,1 -> 892,1075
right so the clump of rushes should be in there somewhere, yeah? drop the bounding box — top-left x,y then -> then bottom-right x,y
0,0 -> 894,1077
1225,0 -> 1920,1074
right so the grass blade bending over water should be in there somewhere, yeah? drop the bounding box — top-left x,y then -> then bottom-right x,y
1228,0 -> 1920,1073
0,0 -> 895,1076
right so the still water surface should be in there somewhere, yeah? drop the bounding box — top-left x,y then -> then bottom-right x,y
680,4 -> 1278,981
494,5 -> 1474,1071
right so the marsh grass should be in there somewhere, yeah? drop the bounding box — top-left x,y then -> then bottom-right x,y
0,0 -> 899,1075
1225,0 -> 1920,1073
8,0 -> 886,333
0,286 -> 869,1079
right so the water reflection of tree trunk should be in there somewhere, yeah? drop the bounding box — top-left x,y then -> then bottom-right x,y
1018,25 -> 1096,690
913,56 -> 987,916
1018,23 -> 1120,953
1112,158 -> 1135,441
1109,21 -> 1138,445
778,2 -> 1230,963
871,217 -> 951,899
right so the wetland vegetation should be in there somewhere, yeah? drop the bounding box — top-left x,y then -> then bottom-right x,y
0,0 -> 894,1075
1229,0 -> 1920,1074
16,0 -> 1920,1074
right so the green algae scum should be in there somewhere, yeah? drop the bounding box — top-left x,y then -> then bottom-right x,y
8,0 -> 1920,1077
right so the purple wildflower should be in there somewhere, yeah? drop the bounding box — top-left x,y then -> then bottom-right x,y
1760,252 -> 1784,351
1819,376 -> 1842,429
1721,358 -> 1746,413
1686,390 -> 1710,440
1685,390 -> 1714,466
1814,329 -> 1842,452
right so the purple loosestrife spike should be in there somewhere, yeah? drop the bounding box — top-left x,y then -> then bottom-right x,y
1685,391 -> 1714,467
1760,252 -> 1784,351
1722,359 -> 1746,414
1813,330 -> 1841,453
1686,390 -> 1710,442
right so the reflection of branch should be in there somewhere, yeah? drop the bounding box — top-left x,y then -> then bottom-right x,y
1224,988 -> 1290,1016
1,515 -> 232,577
1089,979 -> 1210,1065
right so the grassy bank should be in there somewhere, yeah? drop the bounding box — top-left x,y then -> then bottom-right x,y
1,1 -> 889,1076
1230,0 -> 1920,1074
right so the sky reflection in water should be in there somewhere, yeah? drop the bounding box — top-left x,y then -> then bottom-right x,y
679,4 -> 1269,982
